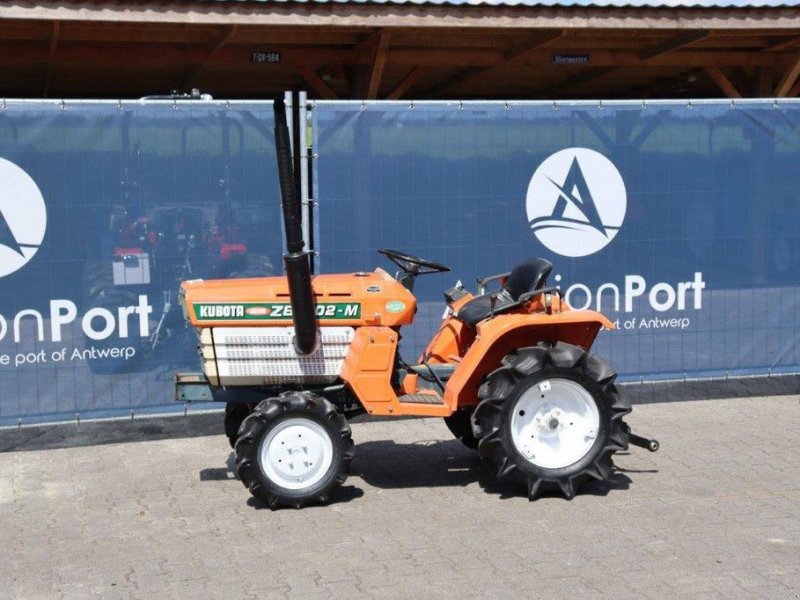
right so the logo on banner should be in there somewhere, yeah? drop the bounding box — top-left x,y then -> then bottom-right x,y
0,158 -> 47,278
526,148 -> 626,258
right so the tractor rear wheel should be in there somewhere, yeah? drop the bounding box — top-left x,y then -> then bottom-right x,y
443,409 -> 478,450
472,342 -> 630,500
234,391 -> 354,509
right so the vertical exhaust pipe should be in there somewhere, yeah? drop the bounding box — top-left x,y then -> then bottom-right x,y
274,96 -> 318,355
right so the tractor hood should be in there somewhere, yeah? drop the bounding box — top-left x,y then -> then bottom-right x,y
181,268 -> 416,328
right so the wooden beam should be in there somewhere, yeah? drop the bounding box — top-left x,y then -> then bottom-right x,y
504,29 -> 566,62
727,68 -> 750,98
291,62 -> 338,99
355,29 -> 385,52
366,30 -> 390,99
42,20 -> 59,97
790,77 -> 800,97
774,52 -> 800,96
433,29 -> 564,95
183,25 -> 237,88
387,66 -> 426,100
207,25 -> 238,60
536,67 -> 619,98
8,41 -> 800,71
425,67 -> 488,98
638,30 -> 709,61
428,67 -> 484,97
754,66 -> 773,96
765,35 -> 800,53
704,66 -> 742,98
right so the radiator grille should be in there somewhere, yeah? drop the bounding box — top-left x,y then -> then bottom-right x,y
200,326 -> 354,386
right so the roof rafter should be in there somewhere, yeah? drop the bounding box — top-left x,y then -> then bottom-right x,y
42,19 -> 59,97
638,29 -> 710,60
765,34 -> 800,52
183,24 -> 237,88
535,66 -> 620,98
433,29 -> 565,95
366,29 -> 391,99
291,62 -> 339,99
774,51 -> 800,96
387,65 -> 427,99
705,65 -> 742,97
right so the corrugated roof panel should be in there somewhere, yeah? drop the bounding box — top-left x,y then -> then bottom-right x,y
205,0 -> 800,7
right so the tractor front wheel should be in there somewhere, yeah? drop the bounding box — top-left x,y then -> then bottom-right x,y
224,403 -> 252,449
473,342 -> 631,500
234,392 -> 354,509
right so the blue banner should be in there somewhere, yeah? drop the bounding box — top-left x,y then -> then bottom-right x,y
3,98 -> 799,425
0,100 -> 279,424
312,100 -> 800,381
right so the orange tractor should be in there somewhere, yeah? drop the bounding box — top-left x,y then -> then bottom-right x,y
177,99 -> 658,508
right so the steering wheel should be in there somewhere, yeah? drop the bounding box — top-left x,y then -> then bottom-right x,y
378,248 -> 451,275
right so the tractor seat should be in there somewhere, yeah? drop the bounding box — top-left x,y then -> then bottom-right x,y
456,259 -> 553,329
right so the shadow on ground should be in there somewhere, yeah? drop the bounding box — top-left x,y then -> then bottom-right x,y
199,439 -> 637,507
0,412 -> 223,453
353,438 -> 634,500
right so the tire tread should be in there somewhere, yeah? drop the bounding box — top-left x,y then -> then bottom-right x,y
473,341 -> 631,500
233,391 -> 353,509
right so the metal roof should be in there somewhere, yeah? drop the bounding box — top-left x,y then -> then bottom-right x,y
211,0 -> 800,7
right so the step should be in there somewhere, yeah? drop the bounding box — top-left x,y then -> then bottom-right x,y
397,393 -> 444,405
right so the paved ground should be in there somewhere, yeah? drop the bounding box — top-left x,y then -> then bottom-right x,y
1,396 -> 799,600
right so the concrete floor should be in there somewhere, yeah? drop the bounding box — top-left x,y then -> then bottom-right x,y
0,396 -> 799,599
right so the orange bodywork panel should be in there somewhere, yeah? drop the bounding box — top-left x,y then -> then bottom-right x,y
181,268 -> 416,328
420,293 -> 475,365
182,265 -> 615,419
443,308 -> 615,410
339,327 -> 452,417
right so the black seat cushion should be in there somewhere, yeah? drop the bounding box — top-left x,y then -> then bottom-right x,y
456,258 -> 553,329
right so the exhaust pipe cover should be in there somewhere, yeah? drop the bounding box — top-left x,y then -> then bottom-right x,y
274,96 -> 318,355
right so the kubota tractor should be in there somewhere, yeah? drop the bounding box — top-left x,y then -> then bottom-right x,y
176,98 -> 658,508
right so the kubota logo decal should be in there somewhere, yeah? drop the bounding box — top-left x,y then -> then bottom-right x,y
195,302 -> 361,320
526,148 -> 626,258
0,158 -> 47,278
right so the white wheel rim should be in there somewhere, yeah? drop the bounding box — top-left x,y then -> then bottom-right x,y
510,378 -> 600,469
259,418 -> 334,490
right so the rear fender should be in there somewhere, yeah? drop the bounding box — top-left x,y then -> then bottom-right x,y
443,310 -> 614,409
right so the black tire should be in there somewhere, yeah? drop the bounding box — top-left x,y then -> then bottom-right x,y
234,391 -> 354,509
472,341 -> 631,500
224,403 -> 252,449
443,409 -> 478,450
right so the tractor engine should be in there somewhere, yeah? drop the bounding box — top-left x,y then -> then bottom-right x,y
179,271 -> 415,387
